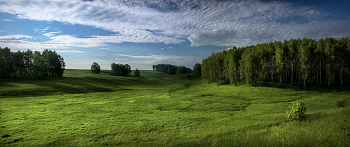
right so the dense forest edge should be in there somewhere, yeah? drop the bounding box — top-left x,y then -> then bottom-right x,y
0,48 -> 65,80
201,37 -> 350,90
1,37 -> 350,90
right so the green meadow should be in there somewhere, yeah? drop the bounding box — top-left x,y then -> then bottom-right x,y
0,69 -> 349,147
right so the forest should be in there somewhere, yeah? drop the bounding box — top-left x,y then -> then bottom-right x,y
201,37 -> 350,89
0,47 -> 66,79
152,64 -> 192,76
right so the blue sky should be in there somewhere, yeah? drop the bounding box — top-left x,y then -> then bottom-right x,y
0,0 -> 349,70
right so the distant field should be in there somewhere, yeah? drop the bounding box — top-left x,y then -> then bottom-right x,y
0,69 -> 349,146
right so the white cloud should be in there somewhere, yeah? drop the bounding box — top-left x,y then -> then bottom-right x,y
116,58 -> 127,60
55,50 -> 86,53
2,19 -> 12,21
42,26 -> 50,31
100,47 -> 110,50
0,0 -> 349,47
43,30 -> 61,37
113,53 -> 201,69
114,53 -> 183,60
0,35 -> 32,40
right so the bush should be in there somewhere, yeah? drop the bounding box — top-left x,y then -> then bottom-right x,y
134,68 -> 140,77
286,100 -> 308,121
185,73 -> 192,79
336,98 -> 346,107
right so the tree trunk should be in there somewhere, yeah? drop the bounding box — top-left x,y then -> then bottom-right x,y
303,79 -> 306,90
298,72 -> 300,87
319,62 -> 322,87
279,76 -> 282,87
291,63 -> 294,85
340,63 -> 343,86
271,70 -> 274,83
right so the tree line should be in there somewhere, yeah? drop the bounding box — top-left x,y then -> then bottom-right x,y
111,63 -> 131,76
0,47 -> 66,79
152,64 -> 192,76
91,62 -> 141,77
201,37 -> 350,89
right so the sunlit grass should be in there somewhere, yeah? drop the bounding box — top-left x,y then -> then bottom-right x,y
0,70 -> 349,146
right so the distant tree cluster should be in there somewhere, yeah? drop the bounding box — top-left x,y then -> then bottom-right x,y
91,62 -> 101,74
0,47 -> 65,79
152,64 -> 177,74
152,64 -> 192,75
111,63 -> 131,76
202,37 -> 350,89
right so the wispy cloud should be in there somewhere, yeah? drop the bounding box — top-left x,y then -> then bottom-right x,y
113,53 -> 202,68
1,0 -> 349,48
0,35 -> 32,40
100,47 -> 110,50
2,19 -> 12,21
55,50 -> 86,53
43,30 -> 61,37
42,26 -> 49,31
116,58 -> 127,60
114,53 -> 183,59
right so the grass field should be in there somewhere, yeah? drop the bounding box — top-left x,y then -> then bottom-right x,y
1,69 -> 349,146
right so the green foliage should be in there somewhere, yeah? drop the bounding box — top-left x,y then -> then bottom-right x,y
192,63 -> 201,77
201,37 -> 350,89
275,41 -> 285,85
134,68 -> 141,77
91,62 -> 101,74
0,47 -> 13,78
286,100 -> 308,121
185,73 -> 192,79
111,63 -> 131,76
153,64 -> 178,75
0,48 -> 65,79
176,65 -> 189,77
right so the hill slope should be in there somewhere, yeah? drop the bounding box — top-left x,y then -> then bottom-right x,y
0,69 -> 349,147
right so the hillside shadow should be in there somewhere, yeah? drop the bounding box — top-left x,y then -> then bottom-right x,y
0,75 -> 171,98
0,78 -> 114,98
0,82 -> 17,87
254,82 -> 350,93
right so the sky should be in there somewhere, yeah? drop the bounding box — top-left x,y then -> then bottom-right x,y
0,0 -> 349,70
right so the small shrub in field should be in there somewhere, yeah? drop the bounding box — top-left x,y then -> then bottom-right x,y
336,98 -> 346,107
286,100 -> 308,121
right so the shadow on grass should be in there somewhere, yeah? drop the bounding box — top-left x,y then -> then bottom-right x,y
0,75 -> 169,98
251,81 -> 350,93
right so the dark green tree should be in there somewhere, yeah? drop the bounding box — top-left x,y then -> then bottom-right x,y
192,63 -> 202,77
111,63 -> 131,76
0,47 -> 13,78
32,51 -> 47,79
91,62 -> 101,74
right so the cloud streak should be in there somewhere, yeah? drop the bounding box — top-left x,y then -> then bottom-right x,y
113,53 -> 202,69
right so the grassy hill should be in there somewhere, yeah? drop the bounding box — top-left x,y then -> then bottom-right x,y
0,69 -> 349,146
